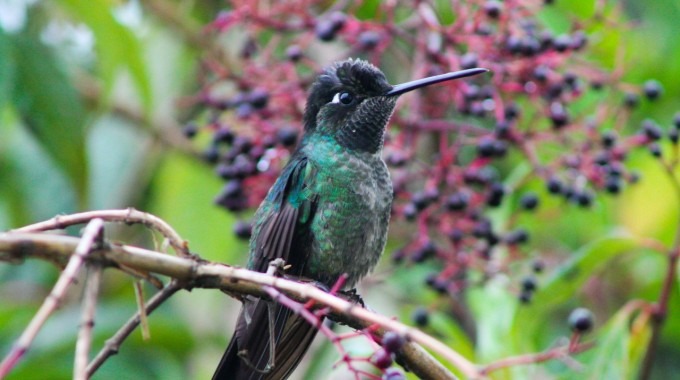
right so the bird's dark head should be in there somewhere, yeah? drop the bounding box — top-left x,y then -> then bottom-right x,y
303,59 -> 488,154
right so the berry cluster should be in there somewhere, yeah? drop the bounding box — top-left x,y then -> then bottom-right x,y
183,0 -> 672,372
184,0 -> 671,296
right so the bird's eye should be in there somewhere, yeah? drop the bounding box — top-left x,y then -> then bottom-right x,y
331,91 -> 354,105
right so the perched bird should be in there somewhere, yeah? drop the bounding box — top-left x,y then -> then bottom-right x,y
213,59 -> 487,380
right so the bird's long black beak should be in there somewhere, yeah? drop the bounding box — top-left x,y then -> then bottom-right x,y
385,68 -> 489,97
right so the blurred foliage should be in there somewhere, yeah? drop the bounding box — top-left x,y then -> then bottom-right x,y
0,0 -> 679,379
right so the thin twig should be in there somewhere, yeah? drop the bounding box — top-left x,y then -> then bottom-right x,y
479,340 -> 594,375
0,219 -> 104,378
86,280 -> 182,376
74,264 -> 103,380
12,208 -> 191,258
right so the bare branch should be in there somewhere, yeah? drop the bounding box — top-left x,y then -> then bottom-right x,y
0,219 -> 104,378
74,264 -> 102,380
12,208 -> 191,258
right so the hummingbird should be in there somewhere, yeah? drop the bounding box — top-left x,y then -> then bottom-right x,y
213,59 -> 487,380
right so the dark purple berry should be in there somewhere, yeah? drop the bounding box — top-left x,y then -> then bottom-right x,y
605,177 -> 621,194
412,307 -> 429,327
532,259 -> 545,273
403,203 -> 417,221
371,348 -> 393,369
669,128 -> 679,144
568,307 -> 594,333
520,36 -> 541,56
521,275 -> 537,292
520,192 -> 539,210
214,128 -> 235,144
315,19 -> 337,41
487,182 -> 505,207
233,220 -> 252,240
563,72 -> 578,88
546,177 -> 563,194
203,144 -> 220,163
533,65 -> 550,82
484,0 -> 503,18
277,127 -> 299,147
623,92 -> 639,109
448,228 -> 465,243
506,228 -> 529,244
570,31 -> 587,50
574,191 -> 593,207
641,119 -> 662,141
358,30 -> 381,50
477,137 -> 496,157
649,143 -> 662,158
601,130 -> 617,148
643,79 -> 663,100
553,34 -> 571,52
549,102 -> 569,128
328,11 -> 347,31
182,123 -> 198,138
382,331 -> 406,353
673,112 -> 680,129
411,191 -> 430,211
216,164 -> 238,180
519,289 -> 532,303
285,44 -> 303,61
247,88 -> 269,109
382,367 -> 406,380
460,53 -> 478,69
235,103 -> 254,118
504,103 -> 520,120
445,193 -> 468,212
505,35 -> 522,54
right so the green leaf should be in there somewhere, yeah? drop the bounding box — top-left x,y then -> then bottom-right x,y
579,305 -> 652,379
511,235 -> 638,350
9,31 -> 88,199
0,28 -> 14,109
60,0 -> 152,116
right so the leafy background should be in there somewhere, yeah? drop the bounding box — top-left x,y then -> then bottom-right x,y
0,0 -> 679,379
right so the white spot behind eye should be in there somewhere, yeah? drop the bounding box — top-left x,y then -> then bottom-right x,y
331,92 -> 341,104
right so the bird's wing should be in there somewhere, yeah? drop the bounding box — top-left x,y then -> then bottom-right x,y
213,155 -> 320,380
249,155 -> 317,274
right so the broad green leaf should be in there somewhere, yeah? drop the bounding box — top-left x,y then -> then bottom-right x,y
2,103 -> 78,224
579,304 -> 651,379
511,235 -> 638,350
10,31 -> 88,198
0,28 -> 14,109
86,116 -> 152,209
147,152 -> 244,262
60,0 -> 152,116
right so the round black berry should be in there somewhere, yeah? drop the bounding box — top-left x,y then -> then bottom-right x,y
285,44 -> 303,61
277,127 -> 299,147
546,177 -> 563,194
382,368 -> 406,380
641,119 -> 662,141
247,88 -> 269,109
568,307 -> 594,333
182,123 -> 198,138
549,102 -> 569,128
484,0 -> 503,18
487,182 -> 506,207
553,34 -> 571,52
623,92 -> 639,109
520,192 -> 539,211
371,348 -> 393,369
233,221 -> 252,240
358,30 -> 381,50
382,332 -> 406,353
521,275 -> 537,292
643,79 -> 663,100
412,307 -> 429,327
460,52 -> 478,70
506,228 -> 529,245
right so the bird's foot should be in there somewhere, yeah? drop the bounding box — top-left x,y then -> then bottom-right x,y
340,288 -> 365,307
